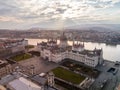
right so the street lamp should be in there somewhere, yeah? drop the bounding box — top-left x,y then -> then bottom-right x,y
30,65 -> 35,75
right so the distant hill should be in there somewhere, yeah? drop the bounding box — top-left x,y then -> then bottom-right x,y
0,23 -> 120,31
65,24 -> 120,31
26,24 -> 120,32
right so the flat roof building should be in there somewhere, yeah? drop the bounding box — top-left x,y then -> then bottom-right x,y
7,77 -> 43,90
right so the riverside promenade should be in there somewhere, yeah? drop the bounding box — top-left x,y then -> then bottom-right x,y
89,60 -> 120,90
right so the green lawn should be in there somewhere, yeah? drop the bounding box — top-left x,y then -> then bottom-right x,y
25,45 -> 34,49
11,53 -> 32,61
52,67 -> 86,84
61,60 -> 100,78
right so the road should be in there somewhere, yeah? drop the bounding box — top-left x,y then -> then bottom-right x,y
89,60 -> 120,90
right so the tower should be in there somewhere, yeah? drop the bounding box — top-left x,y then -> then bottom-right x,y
72,36 -> 84,52
99,48 -> 103,65
47,72 -> 55,87
59,32 -> 68,48
94,48 -> 103,65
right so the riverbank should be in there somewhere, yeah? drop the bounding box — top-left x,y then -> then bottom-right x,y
25,38 -> 120,62
25,37 -> 120,45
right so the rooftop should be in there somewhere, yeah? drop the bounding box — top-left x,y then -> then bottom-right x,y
8,77 -> 42,90
0,38 -> 27,49
31,75 -> 47,85
0,60 -> 8,68
73,43 -> 84,48
38,41 -> 72,54
72,49 -> 102,57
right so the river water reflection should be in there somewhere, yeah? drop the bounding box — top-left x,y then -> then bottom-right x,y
26,38 -> 120,62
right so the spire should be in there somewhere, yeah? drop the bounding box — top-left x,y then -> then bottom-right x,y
60,31 -> 67,41
73,40 -> 75,46
83,42 -> 84,47
72,33 -> 75,46
94,47 -> 96,51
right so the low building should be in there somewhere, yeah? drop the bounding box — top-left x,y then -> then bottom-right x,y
3,38 -> 28,53
0,60 -> 13,78
0,38 -> 28,57
7,77 -> 44,90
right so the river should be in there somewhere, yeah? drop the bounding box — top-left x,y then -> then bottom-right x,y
26,38 -> 120,62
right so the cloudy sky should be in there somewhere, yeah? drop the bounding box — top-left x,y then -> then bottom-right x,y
0,0 -> 120,29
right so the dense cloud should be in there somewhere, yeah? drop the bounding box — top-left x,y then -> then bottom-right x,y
0,0 -> 120,29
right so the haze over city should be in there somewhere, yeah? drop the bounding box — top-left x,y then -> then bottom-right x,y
0,0 -> 120,29
0,1 -> 120,90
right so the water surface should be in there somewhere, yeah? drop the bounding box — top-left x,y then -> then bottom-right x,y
26,38 -> 120,62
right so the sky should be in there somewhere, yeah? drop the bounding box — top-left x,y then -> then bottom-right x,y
0,0 -> 120,29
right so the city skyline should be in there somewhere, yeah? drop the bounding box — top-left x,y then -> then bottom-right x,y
0,0 -> 120,29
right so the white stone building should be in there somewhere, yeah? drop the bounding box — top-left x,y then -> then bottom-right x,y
0,38 -> 28,53
37,33 -> 103,67
59,32 -> 68,48
8,39 -> 28,53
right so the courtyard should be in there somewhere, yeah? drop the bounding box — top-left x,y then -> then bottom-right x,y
61,59 -> 100,78
52,67 -> 86,85
10,53 -> 32,62
18,57 -> 58,75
